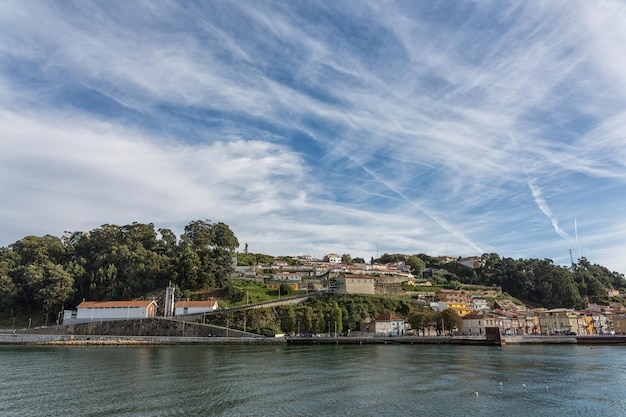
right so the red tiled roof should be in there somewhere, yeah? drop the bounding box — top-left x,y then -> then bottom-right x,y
174,300 -> 217,307
375,313 -> 405,321
340,274 -> 373,280
78,300 -> 156,308
462,311 -> 486,320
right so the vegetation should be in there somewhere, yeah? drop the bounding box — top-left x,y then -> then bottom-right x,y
206,294 -> 421,336
475,254 -> 625,309
2,221 -> 625,330
0,220 -> 239,325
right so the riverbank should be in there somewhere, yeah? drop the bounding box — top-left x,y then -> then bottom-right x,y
0,333 -> 283,345
2,333 -> 625,346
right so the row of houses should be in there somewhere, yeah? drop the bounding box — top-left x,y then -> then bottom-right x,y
231,254 -> 414,283
423,289 -> 625,336
461,307 -> 626,336
366,306 -> 625,337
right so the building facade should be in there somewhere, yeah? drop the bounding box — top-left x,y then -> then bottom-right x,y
64,300 -> 158,324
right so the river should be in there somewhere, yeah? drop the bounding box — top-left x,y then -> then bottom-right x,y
1,344 -> 623,416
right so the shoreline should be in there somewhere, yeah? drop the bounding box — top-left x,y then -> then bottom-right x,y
1,333 -> 624,346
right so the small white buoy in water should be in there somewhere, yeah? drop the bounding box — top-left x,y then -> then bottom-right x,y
475,392 -> 479,397
522,384 -> 526,388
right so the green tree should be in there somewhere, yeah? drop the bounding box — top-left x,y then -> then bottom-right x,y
301,306 -> 313,334
37,263 -> 74,313
226,279 -> 244,302
436,309 -> 462,335
316,311 -> 326,334
330,303 -> 343,335
408,309 -> 434,336
341,254 -> 352,265
406,255 -> 426,277
283,306 -> 296,334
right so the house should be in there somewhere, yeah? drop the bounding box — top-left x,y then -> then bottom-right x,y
607,288 -> 620,297
272,272 -> 303,283
462,311 -> 504,336
332,274 -> 375,295
471,297 -> 489,311
231,265 -> 259,280
437,256 -> 457,264
538,308 -> 579,335
64,300 -> 158,323
462,311 -> 489,336
437,301 -> 472,316
613,314 -> 626,334
272,259 -> 289,269
457,256 -> 484,269
323,253 -> 342,264
373,313 -> 406,336
491,309 -> 540,335
435,289 -> 469,303
266,281 -> 299,291
493,299 -> 526,311
174,299 -> 218,316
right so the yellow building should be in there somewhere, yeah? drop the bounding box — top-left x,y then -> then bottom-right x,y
438,301 -> 472,317
266,282 -> 299,291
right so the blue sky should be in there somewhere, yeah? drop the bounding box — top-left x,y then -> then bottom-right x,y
1,1 -> 626,273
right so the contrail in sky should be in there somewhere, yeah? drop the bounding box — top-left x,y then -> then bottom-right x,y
510,134 -> 570,239
527,178 -> 569,239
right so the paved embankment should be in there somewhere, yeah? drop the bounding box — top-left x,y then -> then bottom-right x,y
286,336 -> 499,345
0,334 -> 284,346
2,334 -> 624,346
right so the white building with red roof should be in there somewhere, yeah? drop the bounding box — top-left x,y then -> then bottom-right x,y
373,313 -> 406,336
64,300 -> 158,323
174,299 -> 219,315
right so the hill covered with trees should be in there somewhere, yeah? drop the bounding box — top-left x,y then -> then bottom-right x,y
0,220 -> 238,324
408,253 -> 625,309
1,220 -> 625,327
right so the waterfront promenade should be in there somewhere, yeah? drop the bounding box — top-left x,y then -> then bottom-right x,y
1,333 -> 624,346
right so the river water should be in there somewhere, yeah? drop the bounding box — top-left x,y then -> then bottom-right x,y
0,344 -> 623,416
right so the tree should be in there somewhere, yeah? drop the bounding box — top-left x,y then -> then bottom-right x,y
37,263 -> 74,313
316,311 -> 326,334
301,306 -> 313,334
352,257 -> 365,264
182,220 -> 215,248
283,306 -> 296,334
377,253 -> 407,264
226,279 -> 244,302
436,309 -> 462,335
408,309 -> 434,336
176,246 -> 203,290
212,222 -> 239,251
330,303 -> 343,335
406,255 -> 426,277
279,283 -> 296,296
0,252 -> 17,309
341,254 -> 352,265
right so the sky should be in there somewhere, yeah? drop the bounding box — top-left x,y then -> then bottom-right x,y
1,1 -> 626,273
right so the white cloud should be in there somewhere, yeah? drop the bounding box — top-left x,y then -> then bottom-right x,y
1,1 -> 626,274
0,110 -> 312,241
